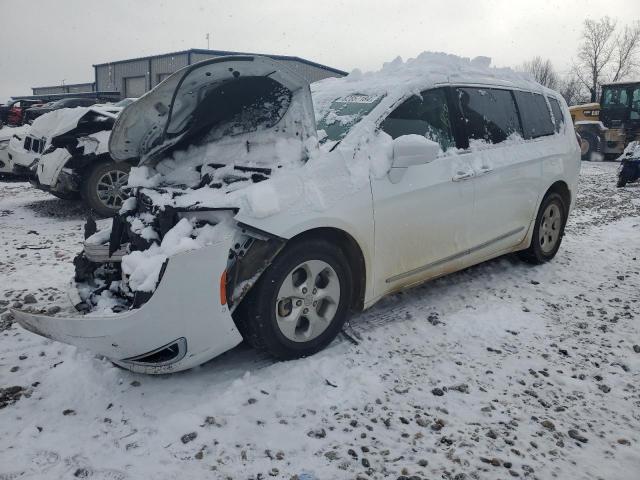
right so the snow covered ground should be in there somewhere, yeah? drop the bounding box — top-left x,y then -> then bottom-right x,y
0,162 -> 639,480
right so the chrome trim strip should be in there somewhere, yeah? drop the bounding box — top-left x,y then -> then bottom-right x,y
385,226 -> 525,284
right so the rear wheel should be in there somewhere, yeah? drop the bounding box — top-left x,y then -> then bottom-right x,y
519,192 -> 567,264
235,239 -> 353,360
81,162 -> 131,217
580,132 -> 599,161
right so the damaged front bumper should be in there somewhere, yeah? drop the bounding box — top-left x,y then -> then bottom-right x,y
12,235 -> 243,374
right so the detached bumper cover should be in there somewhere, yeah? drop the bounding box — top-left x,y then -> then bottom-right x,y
12,236 -> 243,373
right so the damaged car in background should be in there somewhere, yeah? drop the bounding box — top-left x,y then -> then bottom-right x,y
7,100 -> 134,216
12,53 -> 580,373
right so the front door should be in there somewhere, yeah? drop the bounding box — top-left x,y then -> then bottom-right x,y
371,88 -> 476,298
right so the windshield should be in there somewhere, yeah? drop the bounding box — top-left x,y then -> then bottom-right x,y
602,87 -> 629,108
316,94 -> 384,144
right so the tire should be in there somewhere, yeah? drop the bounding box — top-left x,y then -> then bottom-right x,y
519,192 -> 567,264
81,161 -> 131,217
50,190 -> 81,201
580,132 -> 599,161
617,176 -> 627,188
234,239 -> 353,360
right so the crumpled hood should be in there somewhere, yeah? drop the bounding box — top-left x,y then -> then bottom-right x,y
29,106 -> 118,140
109,55 -> 317,165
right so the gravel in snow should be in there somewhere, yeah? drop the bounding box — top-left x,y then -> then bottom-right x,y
0,161 -> 639,479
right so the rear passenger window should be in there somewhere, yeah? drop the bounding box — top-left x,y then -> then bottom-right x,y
456,88 -> 521,146
380,88 -> 455,151
548,97 -> 564,133
513,91 -> 555,139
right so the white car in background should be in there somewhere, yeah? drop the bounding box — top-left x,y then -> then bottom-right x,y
13,53 -> 580,373
0,125 -> 30,176
7,99 -> 134,215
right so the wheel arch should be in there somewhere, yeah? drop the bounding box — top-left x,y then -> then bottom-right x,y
545,180 -> 571,219
286,227 -> 367,312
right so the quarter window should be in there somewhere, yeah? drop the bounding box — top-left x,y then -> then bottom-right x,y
456,88 -> 521,145
513,91 -> 555,139
548,97 -> 565,133
380,88 -> 454,151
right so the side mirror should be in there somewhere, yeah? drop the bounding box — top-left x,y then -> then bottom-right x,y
392,135 -> 440,168
389,135 -> 440,183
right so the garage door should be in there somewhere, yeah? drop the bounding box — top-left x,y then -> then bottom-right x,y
124,76 -> 146,98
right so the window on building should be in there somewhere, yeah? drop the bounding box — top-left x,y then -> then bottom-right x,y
380,88 -> 455,151
456,87 -> 521,145
513,91 -> 555,139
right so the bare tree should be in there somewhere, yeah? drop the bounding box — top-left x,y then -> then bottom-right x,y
559,75 -> 589,106
575,17 -> 617,102
519,56 -> 560,89
611,22 -> 640,82
574,17 -> 640,102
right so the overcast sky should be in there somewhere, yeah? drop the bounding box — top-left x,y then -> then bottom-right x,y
1,0 -> 639,102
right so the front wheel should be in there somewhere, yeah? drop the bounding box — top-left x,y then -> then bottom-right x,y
235,239 -> 353,360
519,192 -> 567,264
81,161 -> 131,217
50,190 -> 81,201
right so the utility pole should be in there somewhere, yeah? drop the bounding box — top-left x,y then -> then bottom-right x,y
206,33 -> 210,50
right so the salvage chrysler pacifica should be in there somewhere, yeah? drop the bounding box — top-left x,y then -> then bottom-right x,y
12,53 -> 580,373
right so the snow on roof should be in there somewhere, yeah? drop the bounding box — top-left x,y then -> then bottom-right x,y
569,103 -> 600,110
312,51 -> 550,120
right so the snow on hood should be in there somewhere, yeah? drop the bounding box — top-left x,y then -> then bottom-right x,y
29,106 -> 117,140
0,125 -> 30,142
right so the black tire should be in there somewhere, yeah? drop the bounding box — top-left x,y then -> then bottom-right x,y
519,192 -> 567,264
50,190 -> 81,201
580,132 -> 599,161
617,176 -> 627,188
234,239 -> 353,360
81,161 -> 131,217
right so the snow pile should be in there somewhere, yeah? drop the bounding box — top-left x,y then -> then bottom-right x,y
312,51 -> 544,124
620,140 -> 640,160
121,217 -> 234,292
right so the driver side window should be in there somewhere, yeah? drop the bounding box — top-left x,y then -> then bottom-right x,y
380,88 -> 454,151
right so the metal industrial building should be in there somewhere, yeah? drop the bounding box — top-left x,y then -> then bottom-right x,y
27,49 -> 347,100
31,82 -> 96,96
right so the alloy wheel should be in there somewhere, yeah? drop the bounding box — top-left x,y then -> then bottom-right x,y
275,260 -> 341,342
96,169 -> 129,209
539,203 -> 561,253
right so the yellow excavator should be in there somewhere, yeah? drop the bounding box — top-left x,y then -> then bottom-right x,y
570,81 -> 640,160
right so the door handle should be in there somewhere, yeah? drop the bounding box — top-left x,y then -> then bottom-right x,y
452,170 -> 475,182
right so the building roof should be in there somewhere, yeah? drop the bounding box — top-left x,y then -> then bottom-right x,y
31,82 -> 95,90
92,48 -> 347,76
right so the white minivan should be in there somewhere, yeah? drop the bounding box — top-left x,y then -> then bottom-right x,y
13,53 -> 580,373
